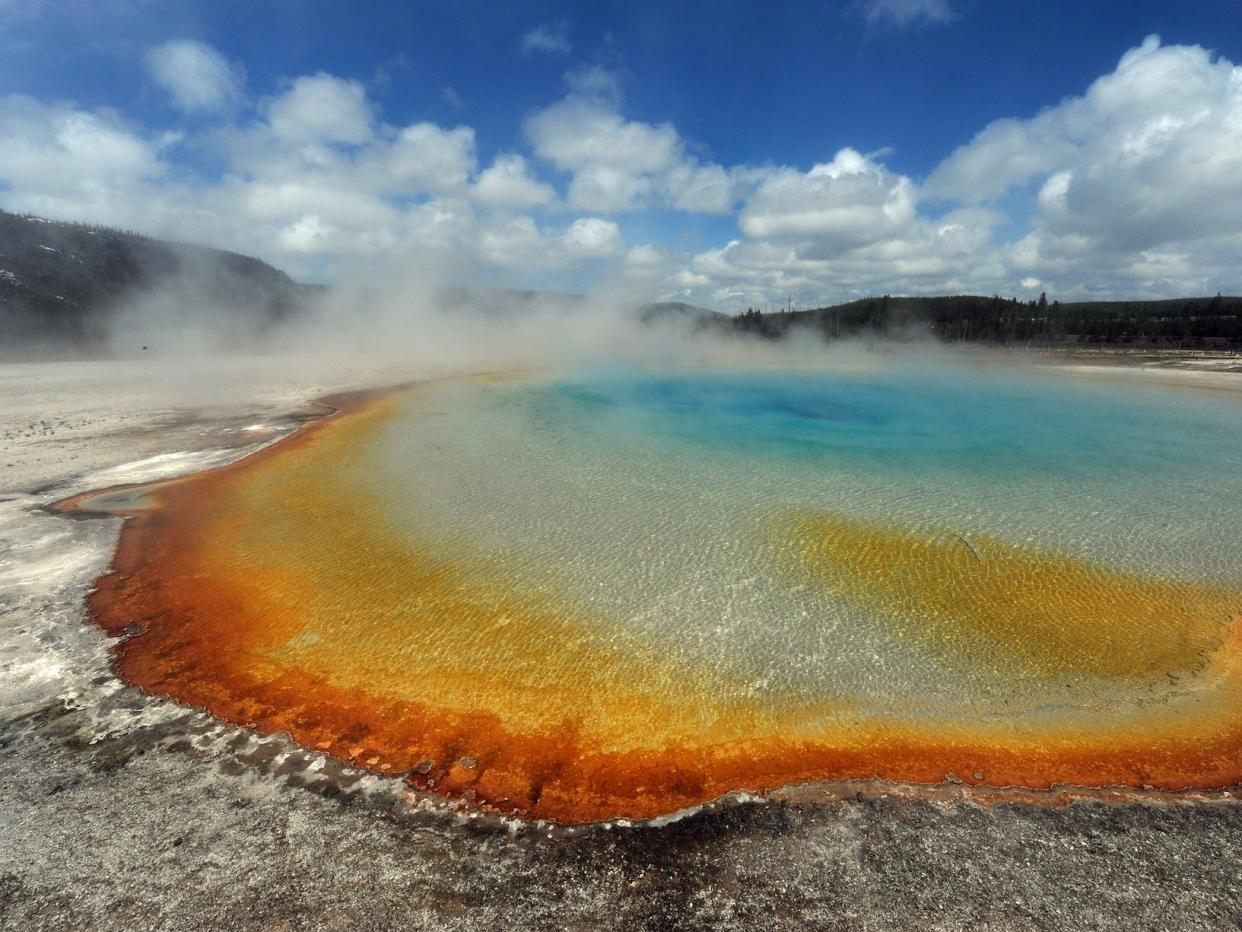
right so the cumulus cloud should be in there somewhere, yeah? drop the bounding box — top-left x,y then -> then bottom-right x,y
146,39 -> 245,113
853,0 -> 955,28
625,244 -> 665,268
563,164 -> 650,212
521,23 -> 571,57
0,95 -> 172,225
5,34 -> 1242,309
922,116 -> 1076,204
525,68 -> 744,214
266,73 -> 373,144
563,217 -> 622,258
739,148 -> 916,248
527,91 -> 681,211
924,35 -> 1242,293
472,153 -> 556,210
563,63 -> 624,104
657,36 -> 1242,307
527,97 -> 681,177
478,214 -> 543,267
665,163 -> 738,214
674,204 -> 1004,309
366,123 -> 477,192
0,69 -> 637,288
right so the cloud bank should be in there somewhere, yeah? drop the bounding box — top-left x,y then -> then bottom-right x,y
2,34 -> 1241,307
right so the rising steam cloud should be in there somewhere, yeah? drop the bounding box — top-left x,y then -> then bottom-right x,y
99,255 -> 886,381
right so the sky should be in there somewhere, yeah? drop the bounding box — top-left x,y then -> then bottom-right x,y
3,0 -> 1242,308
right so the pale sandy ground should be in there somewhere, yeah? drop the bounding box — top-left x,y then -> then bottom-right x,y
1,351 -> 1241,931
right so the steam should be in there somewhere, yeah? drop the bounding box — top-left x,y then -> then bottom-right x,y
97,257 -> 894,381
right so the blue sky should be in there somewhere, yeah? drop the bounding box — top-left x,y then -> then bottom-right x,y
3,0 -> 1242,307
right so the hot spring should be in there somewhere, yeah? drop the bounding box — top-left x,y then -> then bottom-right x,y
84,360 -> 1242,823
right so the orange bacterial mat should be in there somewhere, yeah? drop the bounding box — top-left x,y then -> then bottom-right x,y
73,380 -> 1242,823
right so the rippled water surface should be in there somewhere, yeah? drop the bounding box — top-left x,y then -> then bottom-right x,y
94,360 -> 1242,821
370,365 -> 1242,698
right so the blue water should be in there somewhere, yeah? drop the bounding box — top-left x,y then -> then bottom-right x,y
525,365 -> 1242,484
361,362 -> 1242,703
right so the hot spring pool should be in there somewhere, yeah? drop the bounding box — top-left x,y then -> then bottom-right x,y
87,361 -> 1242,822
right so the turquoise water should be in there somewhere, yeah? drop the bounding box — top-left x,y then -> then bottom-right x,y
531,364 -> 1241,483
356,360 -> 1242,711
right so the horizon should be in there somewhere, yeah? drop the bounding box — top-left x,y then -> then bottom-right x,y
3,2 -> 1242,310
7,205 -> 1242,316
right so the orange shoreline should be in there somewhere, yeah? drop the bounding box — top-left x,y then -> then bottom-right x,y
62,379 -> 1242,825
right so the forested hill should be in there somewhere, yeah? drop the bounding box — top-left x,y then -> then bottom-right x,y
0,210 -> 312,348
731,293 -> 1242,349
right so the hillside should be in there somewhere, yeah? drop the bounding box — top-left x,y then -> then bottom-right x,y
0,210 -> 312,349
731,294 -> 1242,349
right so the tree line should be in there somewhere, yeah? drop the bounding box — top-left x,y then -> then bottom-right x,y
730,293 -> 1242,348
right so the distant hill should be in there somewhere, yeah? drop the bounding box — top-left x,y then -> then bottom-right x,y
0,210 -> 314,349
729,293 -> 1242,349
640,301 -> 727,326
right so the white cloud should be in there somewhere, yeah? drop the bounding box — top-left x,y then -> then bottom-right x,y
853,0 -> 955,28
924,35 -> 1242,294
527,97 -> 682,175
521,23 -> 571,57
525,72 -> 744,215
739,148 -> 916,247
644,36 -> 1242,309
225,115 -> 476,200
0,84 -> 613,285
562,217 -> 622,258
923,115 -> 1077,203
146,39 -> 245,113
368,123 -> 476,193
625,244 -> 665,267
671,205 -> 1006,308
664,163 -> 737,214
8,35 -> 1242,307
277,213 -> 336,253
266,73 -> 373,144
206,114 -> 477,269
563,64 -> 624,104
526,93 -> 683,212
472,153 -> 555,210
566,164 -> 652,212
0,95 -> 165,202
479,214 -> 543,267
